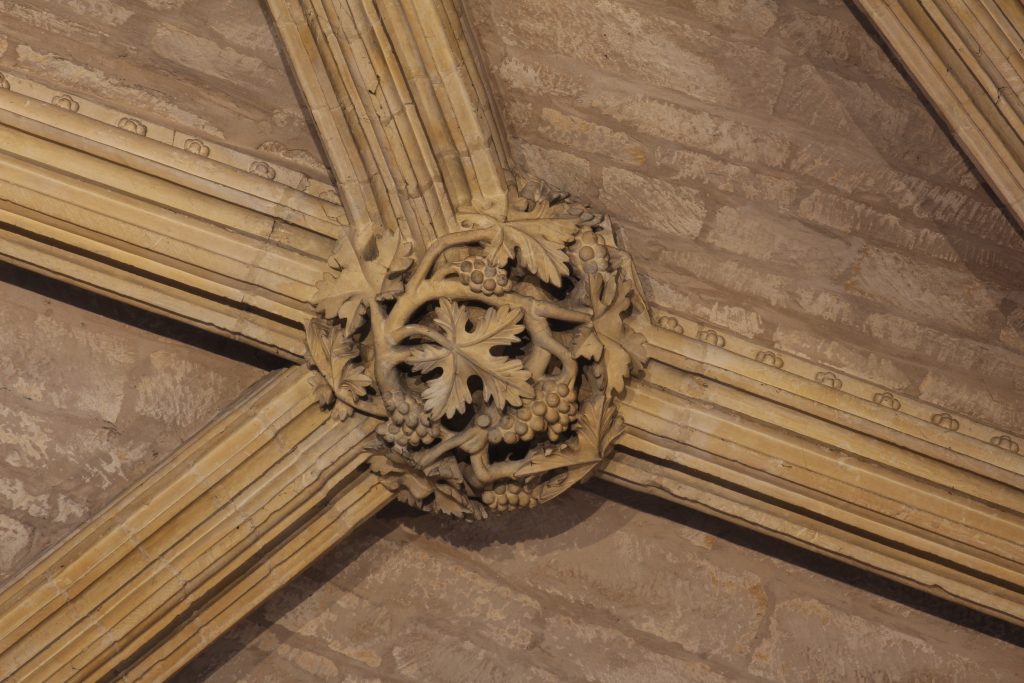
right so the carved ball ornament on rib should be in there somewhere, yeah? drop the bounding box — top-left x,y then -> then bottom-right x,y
305,182 -> 648,519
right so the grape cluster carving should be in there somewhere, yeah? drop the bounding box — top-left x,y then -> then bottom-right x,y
305,182 -> 648,519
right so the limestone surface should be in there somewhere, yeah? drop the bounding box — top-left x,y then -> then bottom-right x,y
466,0 -> 1024,434
177,487 -> 1024,682
0,267 -> 269,584
0,0 -> 327,175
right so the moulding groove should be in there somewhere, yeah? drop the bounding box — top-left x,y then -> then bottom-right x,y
119,475 -> 393,682
614,430 -> 1023,594
604,318 -> 1024,625
0,71 -> 342,214
621,384 -> 1024,559
0,124 -> 334,358
265,0 -> 511,253
0,221 -> 308,359
601,451 -> 1024,625
265,0 -> 393,245
650,312 -> 1024,472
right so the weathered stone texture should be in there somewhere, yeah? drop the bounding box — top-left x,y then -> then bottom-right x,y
465,0 -> 1024,434
0,0 -> 326,173
0,270 -> 267,583
177,487 -> 1024,682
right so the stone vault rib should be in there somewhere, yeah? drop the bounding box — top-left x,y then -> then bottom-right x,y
0,367 -> 392,682
265,0 -> 513,252
854,0 -> 1024,230
604,321 -> 1024,625
0,82 -> 346,360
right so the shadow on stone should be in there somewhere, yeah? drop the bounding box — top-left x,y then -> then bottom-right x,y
169,518 -> 396,682
0,260 -> 289,371
585,478 -> 1024,649
387,487 -> 611,553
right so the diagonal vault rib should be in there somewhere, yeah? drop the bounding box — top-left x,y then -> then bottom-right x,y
0,368 -> 393,682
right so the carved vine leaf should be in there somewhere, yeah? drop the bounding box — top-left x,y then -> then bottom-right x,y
305,318 -> 372,416
513,442 -> 597,478
485,219 -> 576,285
314,231 -> 414,331
572,274 -> 649,396
369,454 -> 434,499
515,397 -> 624,508
408,299 -> 534,419
314,276 -> 367,335
306,317 -> 335,377
369,454 -> 482,519
422,456 -> 464,482
431,481 -> 480,519
577,395 -> 625,461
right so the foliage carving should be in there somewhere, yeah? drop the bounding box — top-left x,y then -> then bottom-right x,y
407,300 -> 533,419
306,181 -> 648,519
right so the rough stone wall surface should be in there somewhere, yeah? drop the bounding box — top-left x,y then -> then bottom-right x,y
0,268 -> 268,584
0,0 -> 326,174
465,0 -> 1024,435
177,486 -> 1024,682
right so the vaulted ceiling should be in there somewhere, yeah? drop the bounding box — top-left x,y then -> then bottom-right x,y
1,1 -> 1023,680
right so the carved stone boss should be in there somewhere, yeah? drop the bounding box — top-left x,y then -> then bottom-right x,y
305,181 -> 648,519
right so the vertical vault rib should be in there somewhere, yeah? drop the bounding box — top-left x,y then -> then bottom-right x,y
265,0 -> 513,252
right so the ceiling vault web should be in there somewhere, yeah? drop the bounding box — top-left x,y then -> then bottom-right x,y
0,1 -> 1022,680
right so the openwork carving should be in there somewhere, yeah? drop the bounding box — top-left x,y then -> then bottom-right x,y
305,182 -> 648,519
